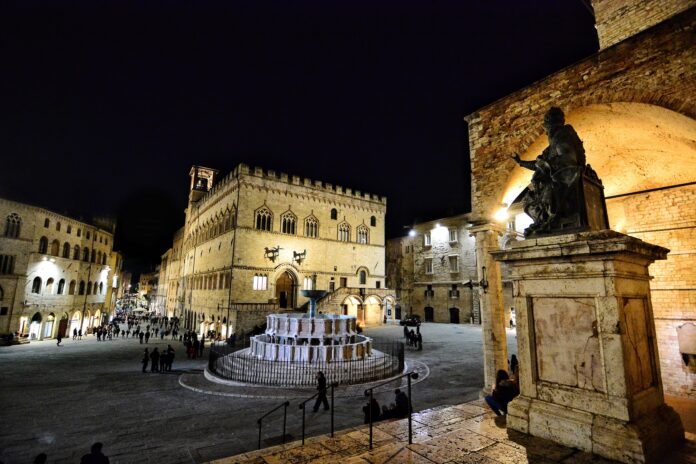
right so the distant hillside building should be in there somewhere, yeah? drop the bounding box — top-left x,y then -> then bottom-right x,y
0,197 -> 117,339
159,164 -> 393,337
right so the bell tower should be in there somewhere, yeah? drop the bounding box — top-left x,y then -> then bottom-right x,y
188,166 -> 219,204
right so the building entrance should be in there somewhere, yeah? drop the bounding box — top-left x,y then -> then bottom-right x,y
276,271 -> 295,309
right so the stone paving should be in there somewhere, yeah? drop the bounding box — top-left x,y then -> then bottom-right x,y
211,400 -> 696,464
0,323 -> 515,463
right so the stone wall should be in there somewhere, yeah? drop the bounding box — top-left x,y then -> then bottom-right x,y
465,7 -> 696,222
606,184 -> 696,399
592,0 -> 696,49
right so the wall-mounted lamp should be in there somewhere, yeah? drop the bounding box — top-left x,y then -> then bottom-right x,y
494,203 -> 509,223
479,266 -> 489,293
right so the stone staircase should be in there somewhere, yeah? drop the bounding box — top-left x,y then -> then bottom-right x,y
206,399 -> 696,464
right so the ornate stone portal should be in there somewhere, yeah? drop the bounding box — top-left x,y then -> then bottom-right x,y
492,231 -> 684,463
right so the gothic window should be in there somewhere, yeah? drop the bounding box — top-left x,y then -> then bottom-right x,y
79,281 -> 85,295
5,213 -> 21,238
255,206 -> 273,231
82,248 -> 90,262
38,237 -> 48,254
280,211 -> 297,235
44,218 -> 50,228
330,208 -> 338,220
73,245 -> 80,260
87,282 -> 93,294
91,249 -> 96,263
304,215 -> 319,238
356,225 -> 369,244
370,216 -> 376,227
359,270 -> 367,285
338,222 -> 351,242
67,225 -> 72,234
62,242 -> 71,258
46,278 -> 55,294
56,221 -> 61,231
51,239 -> 60,256
253,274 -> 268,290
57,279 -> 65,295
0,255 -> 15,274
32,277 -> 42,294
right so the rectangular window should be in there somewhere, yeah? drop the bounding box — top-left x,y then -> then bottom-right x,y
329,281 -> 335,291
253,275 -> 268,290
424,258 -> 433,274
303,277 -> 313,290
0,255 -> 15,275
424,233 -> 431,247
449,256 -> 459,272
0,307 -> 7,316
425,284 -> 434,297
376,280 -> 381,289
449,284 -> 460,299
449,228 -> 458,242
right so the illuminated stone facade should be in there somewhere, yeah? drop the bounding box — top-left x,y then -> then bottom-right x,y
0,197 -> 116,339
160,164 -> 391,336
464,2 -> 696,400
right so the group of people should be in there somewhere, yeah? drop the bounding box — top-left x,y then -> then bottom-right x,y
403,325 -> 423,350
182,330 -> 206,358
362,388 -> 410,424
141,345 -> 176,373
484,354 -> 519,417
32,442 -> 109,464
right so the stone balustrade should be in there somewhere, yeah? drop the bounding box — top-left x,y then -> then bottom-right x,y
250,333 -> 372,362
265,313 -> 357,340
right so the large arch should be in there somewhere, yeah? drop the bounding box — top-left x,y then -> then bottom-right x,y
363,295 -> 383,326
341,295 -> 363,321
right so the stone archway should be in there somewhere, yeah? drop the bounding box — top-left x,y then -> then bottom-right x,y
363,295 -> 383,326
275,271 -> 296,309
341,295 -> 362,321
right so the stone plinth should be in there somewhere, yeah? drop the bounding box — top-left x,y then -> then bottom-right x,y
491,230 -> 684,464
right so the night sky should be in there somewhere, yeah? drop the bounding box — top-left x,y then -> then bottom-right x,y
1,1 -> 598,276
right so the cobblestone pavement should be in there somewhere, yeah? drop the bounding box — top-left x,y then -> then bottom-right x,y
0,323 -> 517,464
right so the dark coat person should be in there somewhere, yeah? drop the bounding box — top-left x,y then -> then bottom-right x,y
80,442 -> 109,464
394,389 -> 410,418
139,332 -> 144,344
312,371 -> 330,412
142,348 -> 149,373
363,398 -> 381,424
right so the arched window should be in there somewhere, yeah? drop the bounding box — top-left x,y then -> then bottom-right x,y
304,215 -> 319,238
67,225 -> 72,234
255,206 -> 273,231
44,218 -> 50,228
79,281 -> 85,295
102,254 -> 107,265
86,231 -> 90,240
57,279 -> 65,295
38,237 -> 48,254
73,245 -> 80,260
338,222 -> 351,242
62,242 -> 71,258
56,221 -> 61,231
330,208 -> 338,220
5,213 -> 21,238
77,229 -> 81,237
50,239 -> 60,256
99,282 -> 103,294
370,216 -> 376,227
91,249 -> 96,263
357,225 -> 369,244
87,282 -> 93,294
69,280 -> 76,295
82,248 -> 89,262
359,270 -> 367,285
31,277 -> 42,294
96,251 -> 101,264
93,282 -> 98,295
46,278 -> 55,294
280,211 -> 297,235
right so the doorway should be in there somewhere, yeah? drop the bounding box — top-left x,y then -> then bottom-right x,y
449,307 -> 460,324
424,306 -> 434,322
276,271 -> 296,309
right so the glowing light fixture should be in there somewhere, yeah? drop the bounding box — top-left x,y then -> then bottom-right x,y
494,204 -> 509,222
408,230 -> 416,237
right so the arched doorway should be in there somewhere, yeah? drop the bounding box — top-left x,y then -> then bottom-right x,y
58,314 -> 69,338
275,271 -> 296,309
395,304 -> 402,320
449,307 -> 460,324
93,309 -> 102,327
363,296 -> 382,326
44,313 -> 56,338
424,306 -> 434,322
29,312 -> 42,340
341,296 -> 362,321
70,311 -> 81,335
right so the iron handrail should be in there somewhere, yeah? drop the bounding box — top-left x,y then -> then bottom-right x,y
298,382 -> 338,445
256,400 -> 290,450
364,371 -> 419,450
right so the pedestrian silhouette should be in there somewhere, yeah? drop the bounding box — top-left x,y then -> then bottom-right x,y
80,442 -> 109,464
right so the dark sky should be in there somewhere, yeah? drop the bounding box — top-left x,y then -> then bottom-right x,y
0,1 -> 598,276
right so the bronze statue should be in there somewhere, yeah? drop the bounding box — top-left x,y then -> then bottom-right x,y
512,107 -> 605,237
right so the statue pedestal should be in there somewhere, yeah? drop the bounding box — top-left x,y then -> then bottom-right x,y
492,231 -> 683,464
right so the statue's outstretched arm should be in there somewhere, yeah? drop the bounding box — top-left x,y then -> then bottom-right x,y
511,153 -> 537,171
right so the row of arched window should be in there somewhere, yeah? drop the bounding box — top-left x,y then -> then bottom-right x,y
31,277 -> 104,296
186,209 -> 235,248
42,218 -> 108,245
38,237 -> 108,265
254,206 -> 372,243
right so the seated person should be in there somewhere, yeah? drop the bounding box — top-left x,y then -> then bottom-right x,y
393,388 -> 410,418
484,369 -> 519,416
362,398 -> 381,424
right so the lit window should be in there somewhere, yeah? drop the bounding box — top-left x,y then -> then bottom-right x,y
253,274 -> 268,290
57,279 -> 65,295
449,228 -> 458,242
281,211 -> 297,235
449,256 -> 459,272
32,277 -> 42,294
425,258 -> 433,274
255,207 -> 273,231
303,277 -> 313,290
304,216 -> 319,238
424,233 -> 431,247
338,222 -> 351,242
356,225 -> 369,244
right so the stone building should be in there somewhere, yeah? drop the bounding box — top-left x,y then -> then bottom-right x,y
463,0 -> 696,400
0,197 -> 116,339
159,164 -> 393,337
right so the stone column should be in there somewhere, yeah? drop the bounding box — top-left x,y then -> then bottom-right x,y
491,231 -> 683,464
470,223 -> 508,391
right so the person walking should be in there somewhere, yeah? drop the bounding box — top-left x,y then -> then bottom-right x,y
166,345 -> 175,371
509,354 -> 519,374
142,348 -> 149,373
312,371 -> 330,412
73,328 -> 78,340
80,442 -> 110,464
150,348 -> 160,373
78,329 -> 82,340
159,349 -> 167,372
56,332 -> 63,346
139,332 -> 144,344
145,330 -> 151,344
416,332 -> 423,351
199,335 -> 205,357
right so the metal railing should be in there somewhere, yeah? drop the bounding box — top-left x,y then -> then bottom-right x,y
256,400 -> 290,450
364,371 -> 419,450
298,382 -> 338,445
208,340 -> 404,386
